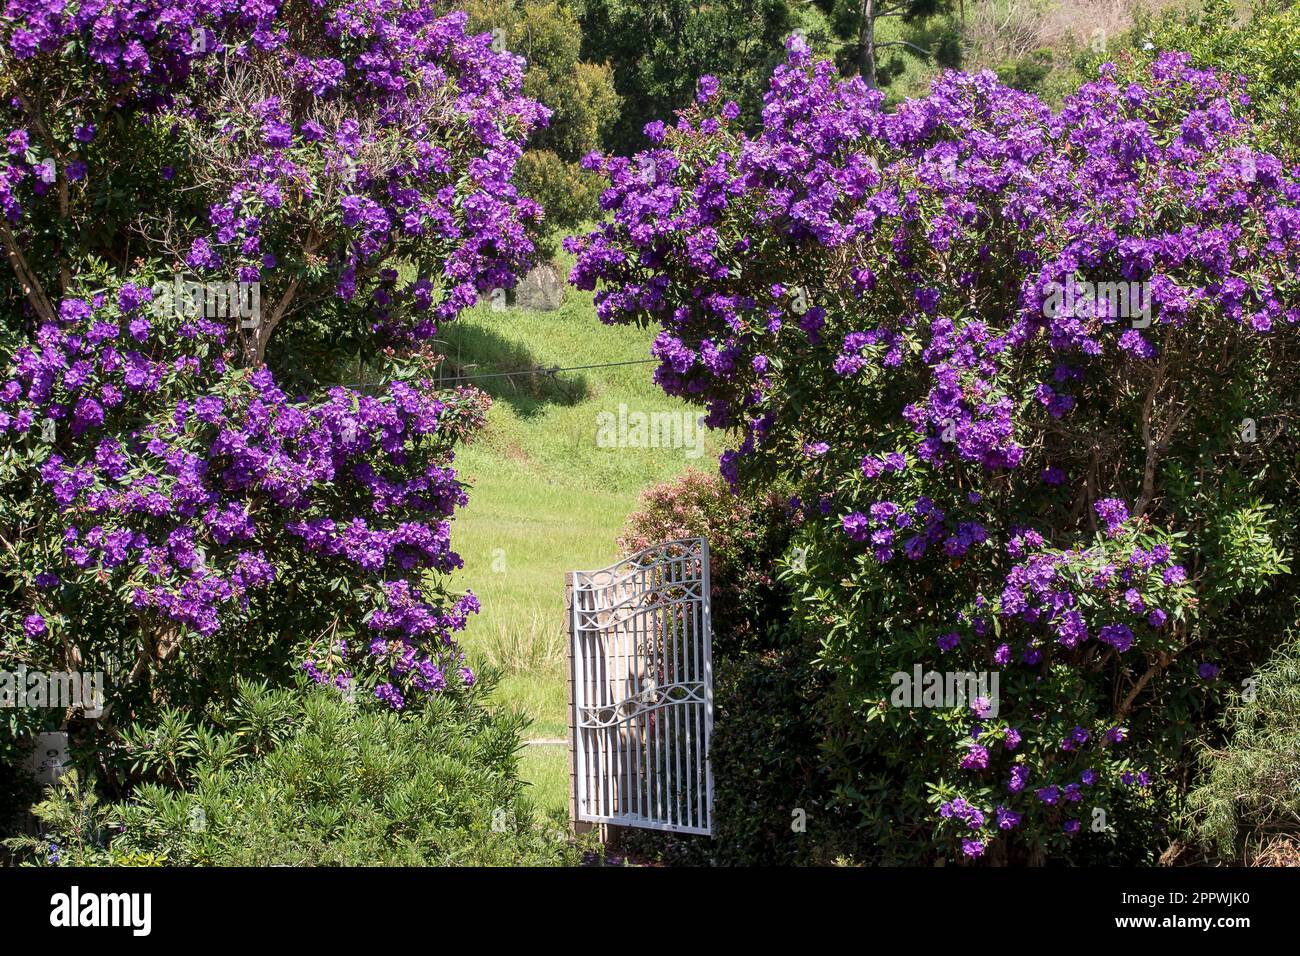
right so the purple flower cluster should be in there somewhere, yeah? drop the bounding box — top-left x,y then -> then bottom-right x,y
566,41 -> 1299,860
2,281 -> 484,706
992,509 -> 1188,658
0,2 -> 554,709
570,44 -> 1297,485
2,2 -> 548,331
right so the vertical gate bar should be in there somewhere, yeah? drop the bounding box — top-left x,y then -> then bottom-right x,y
627,564 -> 637,823
688,552 -> 696,830
634,564 -> 643,824
640,560 -> 649,823
584,578 -> 595,822
687,556 -> 696,829
665,556 -> 674,829
661,563 -> 672,826
695,545 -> 706,831
672,555 -> 684,828
644,561 -> 655,824
586,586 -> 594,822
700,541 -> 708,830
573,574 -> 592,828
614,571 -> 621,822
622,570 -> 632,820
610,573 -> 618,821
608,575 -> 617,821
630,564 -> 642,824
594,589 -> 603,821
586,581 -> 598,821
696,544 -> 705,830
635,596 -> 643,825
660,556 -> 670,827
626,563 -> 633,822
604,575 -> 614,820
701,538 -> 714,831
568,571 -> 582,832
683,554 -> 691,829
596,580 -> 608,821
613,572 -> 624,816
650,564 -> 660,827
664,559 -> 675,828
645,561 -> 655,824
624,567 -> 634,822
690,549 -> 702,831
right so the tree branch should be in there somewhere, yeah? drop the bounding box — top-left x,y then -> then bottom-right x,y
1134,350 -> 1168,517
14,87 -> 72,292
0,218 -> 56,322
877,39 -> 935,57
250,230 -> 322,364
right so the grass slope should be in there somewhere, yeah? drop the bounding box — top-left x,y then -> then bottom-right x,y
444,264 -> 718,813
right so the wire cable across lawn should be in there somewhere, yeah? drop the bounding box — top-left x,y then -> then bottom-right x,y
341,357 -> 660,389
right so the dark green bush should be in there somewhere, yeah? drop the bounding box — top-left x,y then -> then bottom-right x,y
6,680 -> 583,867
465,0 -> 620,244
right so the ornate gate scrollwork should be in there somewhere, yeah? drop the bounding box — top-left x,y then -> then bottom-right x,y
569,538 -> 713,835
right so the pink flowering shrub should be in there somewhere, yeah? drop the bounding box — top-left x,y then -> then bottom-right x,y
569,40 -> 1300,862
618,468 -> 784,561
0,1 -> 545,746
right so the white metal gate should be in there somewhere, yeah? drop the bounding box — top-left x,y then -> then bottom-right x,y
569,538 -> 713,835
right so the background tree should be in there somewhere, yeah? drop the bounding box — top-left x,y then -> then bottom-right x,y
827,0 -> 960,89
576,0 -> 796,155
465,1 -> 620,250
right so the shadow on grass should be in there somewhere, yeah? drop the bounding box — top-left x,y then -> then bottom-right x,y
434,322 -> 591,418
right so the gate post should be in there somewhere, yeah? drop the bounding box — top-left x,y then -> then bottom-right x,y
566,571 -> 596,839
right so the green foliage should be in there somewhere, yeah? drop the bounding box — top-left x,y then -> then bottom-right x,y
1203,500 -> 1289,601
1085,0 -> 1300,156
1184,631 -> 1300,863
515,151 -> 606,257
466,1 -> 620,238
4,771 -> 167,866
7,680 -> 585,866
577,0 -> 796,155
991,47 -> 1056,94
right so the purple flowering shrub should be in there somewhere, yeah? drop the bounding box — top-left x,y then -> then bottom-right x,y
2,263 -> 489,720
0,1 -> 546,734
568,40 -> 1300,862
1,1 -> 547,350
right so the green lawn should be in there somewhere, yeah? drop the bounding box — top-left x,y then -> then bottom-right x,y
445,261 -> 719,816
518,744 -> 571,820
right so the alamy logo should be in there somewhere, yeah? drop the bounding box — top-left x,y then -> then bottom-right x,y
151,276 -> 261,328
0,667 -> 103,717
1043,278 -> 1152,327
890,666 -> 1000,717
595,404 -> 706,459
50,887 -> 151,936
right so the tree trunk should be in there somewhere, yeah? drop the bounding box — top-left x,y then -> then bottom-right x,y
858,0 -> 877,88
